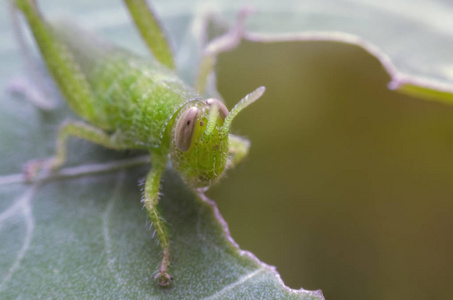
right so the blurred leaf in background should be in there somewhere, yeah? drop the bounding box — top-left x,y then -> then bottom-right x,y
213,41 -> 453,299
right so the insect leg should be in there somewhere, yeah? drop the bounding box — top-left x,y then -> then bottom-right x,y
226,134 -> 251,170
194,7 -> 254,94
142,154 -> 172,286
13,0 -> 97,122
123,0 -> 175,70
25,121 -> 133,180
9,0 -> 55,110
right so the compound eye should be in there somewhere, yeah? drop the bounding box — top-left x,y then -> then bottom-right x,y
206,98 -> 229,119
175,107 -> 200,152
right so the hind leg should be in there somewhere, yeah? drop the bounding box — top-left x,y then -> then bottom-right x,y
123,0 -> 175,70
9,0 -> 56,110
13,0 -> 97,121
7,75 -> 55,110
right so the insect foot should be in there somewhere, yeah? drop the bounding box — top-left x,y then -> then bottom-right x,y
23,157 -> 59,182
154,271 -> 172,287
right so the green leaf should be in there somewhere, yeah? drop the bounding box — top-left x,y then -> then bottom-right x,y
15,0 -> 453,102
0,164 -> 321,298
0,0 -> 321,298
3,0 -> 453,298
154,0 -> 453,103
239,0 -> 453,104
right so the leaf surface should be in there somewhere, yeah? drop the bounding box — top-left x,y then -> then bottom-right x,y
0,0 -> 323,298
2,0 -> 453,298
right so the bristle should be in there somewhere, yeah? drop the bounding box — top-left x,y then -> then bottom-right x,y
221,86 -> 265,135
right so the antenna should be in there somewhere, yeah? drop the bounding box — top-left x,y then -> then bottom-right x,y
203,101 -> 219,140
220,86 -> 265,136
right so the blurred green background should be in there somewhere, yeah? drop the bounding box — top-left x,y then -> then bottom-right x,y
208,41 -> 453,300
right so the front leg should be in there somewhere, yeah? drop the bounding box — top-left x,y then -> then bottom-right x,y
25,120 -> 133,180
226,134 -> 251,170
142,154 -> 172,286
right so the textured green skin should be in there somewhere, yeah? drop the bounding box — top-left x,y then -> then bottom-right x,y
52,22 -> 234,188
51,22 -> 232,187
15,0 -> 255,285
16,1 -> 238,187
55,24 -> 203,151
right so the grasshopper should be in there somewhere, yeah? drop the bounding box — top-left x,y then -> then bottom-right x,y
13,0 -> 265,286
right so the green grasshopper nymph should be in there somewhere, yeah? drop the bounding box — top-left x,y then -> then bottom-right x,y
13,0 -> 265,286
